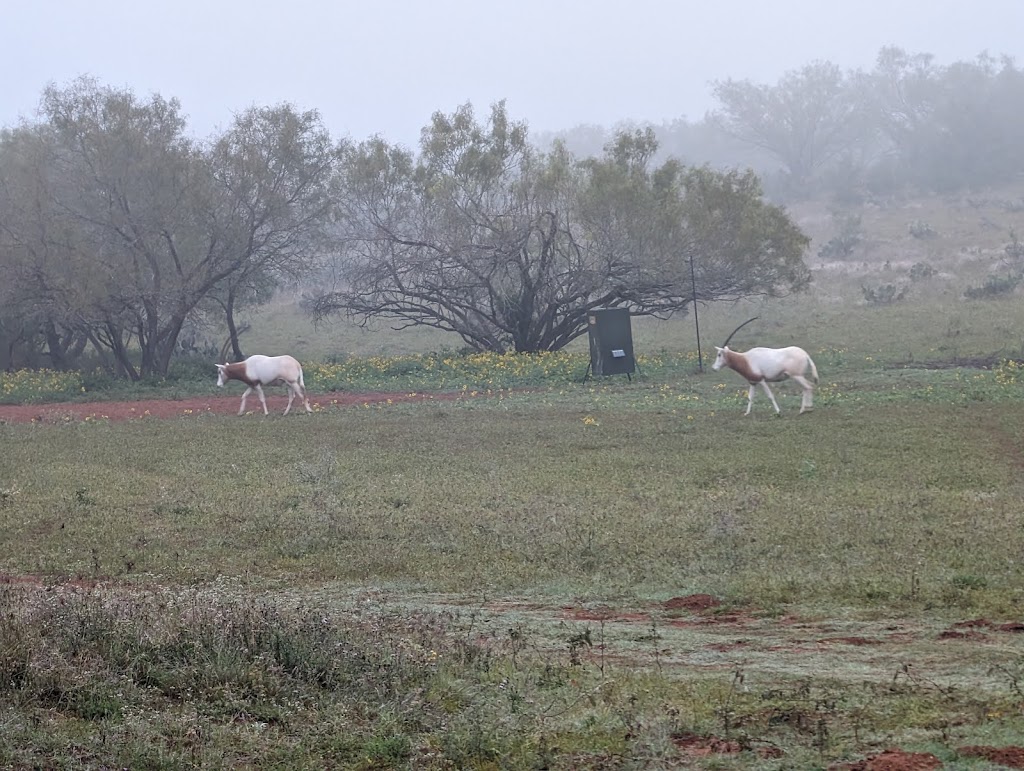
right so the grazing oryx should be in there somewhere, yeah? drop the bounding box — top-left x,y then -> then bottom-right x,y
711,318 -> 819,415
215,355 -> 312,416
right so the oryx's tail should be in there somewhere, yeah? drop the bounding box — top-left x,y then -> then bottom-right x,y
807,354 -> 819,384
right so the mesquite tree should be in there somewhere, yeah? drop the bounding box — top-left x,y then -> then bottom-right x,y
314,102 -> 809,352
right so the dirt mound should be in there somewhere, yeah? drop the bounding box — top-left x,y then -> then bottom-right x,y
663,593 -> 722,611
672,733 -> 783,760
958,745 -> 1024,768
830,748 -> 942,770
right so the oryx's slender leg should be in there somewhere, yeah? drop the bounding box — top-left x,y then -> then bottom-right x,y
238,386 -> 253,416
791,374 -> 815,413
284,384 -> 296,416
745,384 -> 757,415
297,383 -> 312,413
760,381 -> 782,414
255,384 -> 268,416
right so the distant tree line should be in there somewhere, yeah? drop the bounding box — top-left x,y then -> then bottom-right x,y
547,47 -> 1024,202
2,46 -> 1016,372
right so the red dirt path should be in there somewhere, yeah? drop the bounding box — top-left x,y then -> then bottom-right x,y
0,390 -> 476,424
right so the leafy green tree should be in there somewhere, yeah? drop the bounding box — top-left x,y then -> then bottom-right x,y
676,166 -> 811,300
0,123 -> 102,371
206,105 -> 339,361
39,79 -> 209,378
0,79 -> 337,377
314,102 -> 809,353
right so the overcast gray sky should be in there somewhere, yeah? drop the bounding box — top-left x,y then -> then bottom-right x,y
3,0 -> 1021,147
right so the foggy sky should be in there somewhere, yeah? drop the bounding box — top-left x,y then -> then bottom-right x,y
4,0 -> 1022,148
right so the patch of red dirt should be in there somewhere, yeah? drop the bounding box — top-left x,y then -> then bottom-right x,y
705,613 -> 748,624
0,390 -> 478,424
886,631 -> 918,644
673,733 -> 742,756
766,644 -> 827,654
830,748 -> 942,770
938,628 -> 990,641
666,612 -> 755,629
562,607 -> 651,623
663,593 -> 721,612
0,572 -> 113,590
672,733 -> 783,760
948,618 -> 1024,634
958,745 -> 1024,768
706,640 -> 751,651
0,573 -> 41,585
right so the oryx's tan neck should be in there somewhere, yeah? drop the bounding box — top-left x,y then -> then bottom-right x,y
223,361 -> 257,387
725,349 -> 759,382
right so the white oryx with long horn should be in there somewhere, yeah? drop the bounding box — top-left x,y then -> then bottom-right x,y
215,354 -> 312,416
711,317 -> 819,415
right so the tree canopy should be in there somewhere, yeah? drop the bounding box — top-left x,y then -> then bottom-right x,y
711,61 -> 866,192
313,103 -> 809,353
0,78 -> 338,377
694,48 -> 1024,200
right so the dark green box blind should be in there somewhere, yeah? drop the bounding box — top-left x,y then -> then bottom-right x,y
587,308 -> 636,376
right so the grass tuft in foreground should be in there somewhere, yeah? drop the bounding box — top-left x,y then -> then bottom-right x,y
2,581 -> 1022,769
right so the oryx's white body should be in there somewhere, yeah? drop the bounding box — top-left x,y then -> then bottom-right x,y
215,354 -> 312,416
712,345 -> 819,415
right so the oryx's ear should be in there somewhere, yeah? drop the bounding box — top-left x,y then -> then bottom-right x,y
215,363 -> 225,371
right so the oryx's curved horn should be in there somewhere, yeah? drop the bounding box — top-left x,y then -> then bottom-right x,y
219,334 -> 232,365
722,316 -> 760,348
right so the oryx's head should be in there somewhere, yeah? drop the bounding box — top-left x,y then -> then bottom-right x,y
215,363 -> 227,387
711,346 -> 729,371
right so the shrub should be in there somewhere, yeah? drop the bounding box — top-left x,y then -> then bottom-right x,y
908,220 -> 938,239
909,262 -> 937,282
1004,230 -> 1024,265
817,215 -> 863,260
0,369 -> 85,404
164,355 -> 219,383
994,359 -> 1023,386
861,283 -> 908,305
963,272 -> 1021,300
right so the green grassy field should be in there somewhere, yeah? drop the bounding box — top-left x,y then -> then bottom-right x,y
1,190 -> 1024,768
4,373 -> 1024,602
3,372 -> 1024,768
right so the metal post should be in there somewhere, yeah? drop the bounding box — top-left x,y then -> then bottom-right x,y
690,254 -> 703,372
